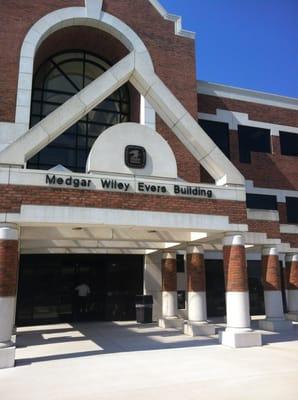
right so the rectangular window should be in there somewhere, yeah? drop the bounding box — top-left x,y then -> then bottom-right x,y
199,120 -> 230,158
286,197 -> 298,224
280,132 -> 298,156
238,125 -> 271,163
246,194 -> 277,210
176,254 -> 185,273
177,290 -> 186,309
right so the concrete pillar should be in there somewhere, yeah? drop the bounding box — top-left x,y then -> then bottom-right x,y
0,224 -> 19,369
219,233 -> 262,347
158,252 -> 183,330
285,254 -> 298,321
259,247 -> 292,331
184,245 -> 215,336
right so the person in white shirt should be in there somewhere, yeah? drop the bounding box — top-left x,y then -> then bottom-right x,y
75,282 -> 91,314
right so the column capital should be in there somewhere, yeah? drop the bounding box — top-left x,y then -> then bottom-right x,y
162,251 -> 176,260
0,224 -> 19,241
186,245 -> 204,254
262,246 -> 278,256
223,233 -> 244,247
286,254 -> 298,263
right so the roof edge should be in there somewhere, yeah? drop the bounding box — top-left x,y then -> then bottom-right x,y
148,0 -> 195,39
197,80 -> 298,111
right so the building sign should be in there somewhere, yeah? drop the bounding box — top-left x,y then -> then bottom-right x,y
45,174 -> 213,199
125,145 -> 146,169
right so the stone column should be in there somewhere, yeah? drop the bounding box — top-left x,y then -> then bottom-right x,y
259,247 -> 292,331
285,254 -> 298,321
0,224 -> 19,369
220,233 -> 262,347
158,252 -> 183,329
184,245 -> 215,336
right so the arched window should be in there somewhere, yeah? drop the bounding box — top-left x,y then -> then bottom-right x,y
28,51 -> 130,172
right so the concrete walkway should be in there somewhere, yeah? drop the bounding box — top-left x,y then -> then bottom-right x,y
0,320 -> 297,400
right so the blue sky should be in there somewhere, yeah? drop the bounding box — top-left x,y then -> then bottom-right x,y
160,0 -> 298,98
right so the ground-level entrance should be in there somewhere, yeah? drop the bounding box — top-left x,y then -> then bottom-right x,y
16,254 -> 144,326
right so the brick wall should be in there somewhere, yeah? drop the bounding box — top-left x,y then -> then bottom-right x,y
0,240 -> 19,296
0,184 -> 247,224
0,0 -> 201,183
262,255 -> 281,291
198,94 -> 298,190
223,245 -> 248,291
0,0 -> 84,122
198,94 -> 298,127
162,258 -> 177,291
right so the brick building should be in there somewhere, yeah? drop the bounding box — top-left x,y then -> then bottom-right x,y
0,0 -> 297,368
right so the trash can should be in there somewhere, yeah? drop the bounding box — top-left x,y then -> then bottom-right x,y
136,295 -> 153,323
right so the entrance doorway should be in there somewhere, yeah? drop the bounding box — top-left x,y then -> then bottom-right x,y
16,254 -> 143,325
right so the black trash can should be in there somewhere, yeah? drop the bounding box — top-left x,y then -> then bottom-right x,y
136,295 -> 153,323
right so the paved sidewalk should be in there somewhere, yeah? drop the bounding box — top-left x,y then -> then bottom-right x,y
0,320 -> 297,400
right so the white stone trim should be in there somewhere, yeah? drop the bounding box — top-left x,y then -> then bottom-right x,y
246,181 -> 298,203
247,209 -> 279,222
188,291 -> 207,322
148,0 -> 195,39
186,245 -> 204,254
162,252 -> 176,260
286,254 -> 298,263
280,225 -> 298,234
18,205 -> 248,233
0,167 -> 246,202
262,247 -> 278,256
0,225 -> 19,241
223,234 -> 244,247
198,109 -> 298,135
1,60 -> 245,186
198,80 -> 298,111
85,0 -> 102,19
225,292 -> 251,329
11,7 -> 154,133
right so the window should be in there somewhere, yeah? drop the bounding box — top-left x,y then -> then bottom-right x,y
28,51 -> 130,172
280,132 -> 298,156
286,197 -> 298,224
176,254 -> 185,273
199,120 -> 230,158
177,291 -> 186,309
246,194 -> 277,210
238,125 -> 271,163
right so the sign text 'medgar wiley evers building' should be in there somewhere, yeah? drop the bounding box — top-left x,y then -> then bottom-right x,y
45,174 -> 214,198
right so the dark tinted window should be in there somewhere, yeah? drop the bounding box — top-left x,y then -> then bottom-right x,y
28,51 -> 130,172
238,125 -> 271,163
177,291 -> 186,309
246,194 -> 277,210
199,120 -> 230,158
286,197 -> 298,223
176,255 -> 185,273
280,132 -> 298,156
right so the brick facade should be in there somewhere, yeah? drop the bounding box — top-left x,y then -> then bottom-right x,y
262,255 -> 281,291
285,261 -> 298,290
0,184 -> 248,225
162,257 -> 177,292
186,253 -> 206,292
223,245 -> 248,292
0,240 -> 19,297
